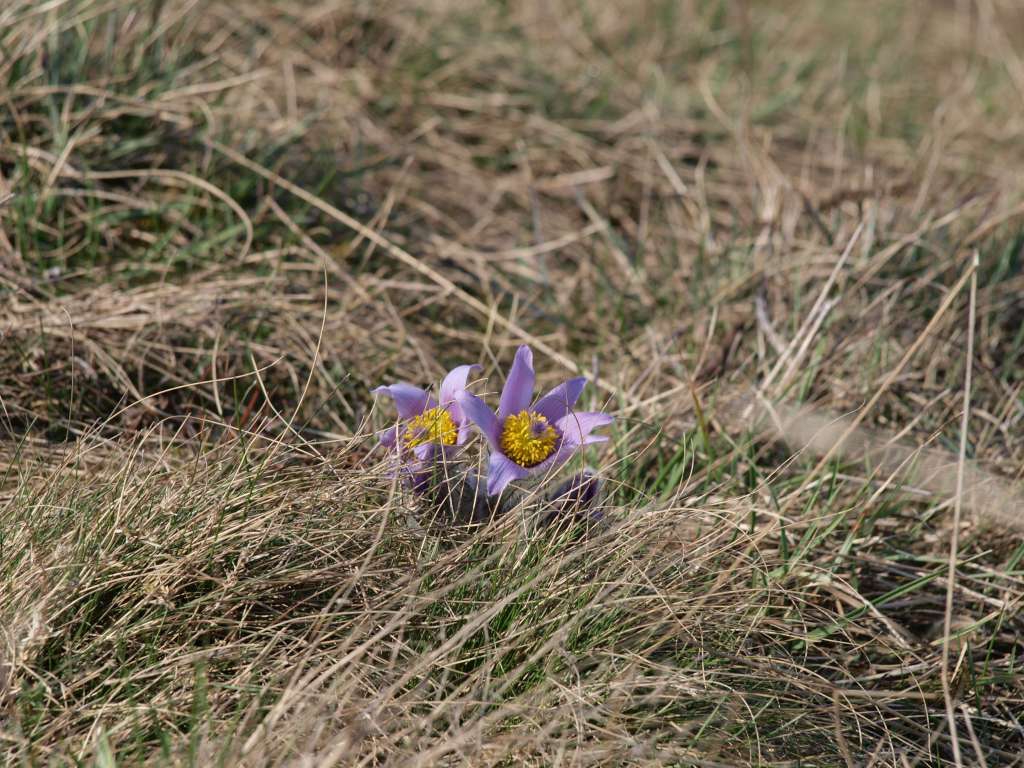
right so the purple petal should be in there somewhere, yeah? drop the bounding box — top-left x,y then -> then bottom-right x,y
435,443 -> 460,462
412,443 -> 437,463
456,391 -> 502,448
404,466 -> 431,494
399,443 -> 440,494
377,426 -> 400,449
439,364 -> 481,415
498,345 -> 535,418
556,411 -> 614,449
526,439 -> 579,478
533,377 -> 587,423
486,452 -> 529,496
372,383 -> 435,420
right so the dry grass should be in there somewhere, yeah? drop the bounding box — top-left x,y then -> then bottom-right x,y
2,0 -> 1024,765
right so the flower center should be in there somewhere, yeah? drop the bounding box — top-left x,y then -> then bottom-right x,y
402,406 -> 457,448
500,410 -> 558,467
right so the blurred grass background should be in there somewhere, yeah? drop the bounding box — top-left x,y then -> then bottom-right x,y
1,0 -> 1023,765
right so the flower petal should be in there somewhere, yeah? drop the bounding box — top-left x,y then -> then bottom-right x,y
398,443 -> 440,494
412,443 -> 437,463
533,377 -> 587,423
498,345 -> 535,418
439,364 -> 480,409
440,364 -> 481,430
456,391 -> 502,448
486,451 -> 529,496
372,383 -> 435,420
526,439 -> 579,478
556,411 -> 614,448
377,426 -> 400,449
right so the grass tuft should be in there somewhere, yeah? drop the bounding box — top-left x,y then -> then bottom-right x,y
2,0 -> 1024,764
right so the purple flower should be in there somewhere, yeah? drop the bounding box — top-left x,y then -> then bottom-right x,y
456,345 -> 612,496
372,364 -> 479,488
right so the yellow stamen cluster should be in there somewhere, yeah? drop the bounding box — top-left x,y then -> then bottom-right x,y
403,406 -> 457,448
500,411 -> 557,467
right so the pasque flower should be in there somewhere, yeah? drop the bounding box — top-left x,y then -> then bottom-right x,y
373,364 -> 479,487
456,345 -> 612,496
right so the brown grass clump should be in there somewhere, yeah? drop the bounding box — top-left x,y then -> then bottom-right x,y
2,0 -> 1023,765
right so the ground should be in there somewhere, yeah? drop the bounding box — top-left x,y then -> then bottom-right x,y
1,1 -> 1023,765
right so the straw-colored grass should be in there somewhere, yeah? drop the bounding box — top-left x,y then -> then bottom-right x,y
2,1 -> 1023,765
